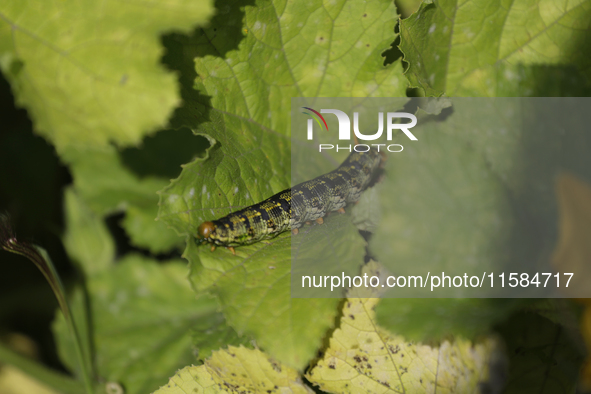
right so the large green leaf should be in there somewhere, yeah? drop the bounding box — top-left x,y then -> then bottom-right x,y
62,127 -> 209,257
0,1 -> 215,255
62,144 -> 184,255
0,0 -> 214,152
186,213 -> 362,369
158,0 -> 406,369
158,0 -> 406,235
52,255 -> 219,394
400,0 -> 591,96
373,98 -> 591,340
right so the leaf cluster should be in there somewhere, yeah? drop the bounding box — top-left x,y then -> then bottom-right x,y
0,0 -> 590,393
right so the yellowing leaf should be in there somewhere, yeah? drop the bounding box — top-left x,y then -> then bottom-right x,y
206,346 -> 313,394
154,346 -> 313,394
552,173 -> 591,298
154,364 -> 220,394
0,365 -> 60,394
307,298 -> 500,393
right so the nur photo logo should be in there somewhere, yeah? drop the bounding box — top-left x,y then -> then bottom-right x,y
302,107 -> 418,153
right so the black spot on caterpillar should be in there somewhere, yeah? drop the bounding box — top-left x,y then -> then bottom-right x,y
197,149 -> 384,250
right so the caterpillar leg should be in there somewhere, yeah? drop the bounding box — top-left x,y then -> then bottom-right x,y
337,207 -> 346,214
210,245 -> 216,252
227,246 -> 236,255
292,228 -> 299,235
315,217 -> 324,225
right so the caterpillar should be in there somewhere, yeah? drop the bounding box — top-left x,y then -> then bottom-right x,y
196,149 -> 384,254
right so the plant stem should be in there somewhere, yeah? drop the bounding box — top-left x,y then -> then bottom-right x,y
1,214 -> 95,394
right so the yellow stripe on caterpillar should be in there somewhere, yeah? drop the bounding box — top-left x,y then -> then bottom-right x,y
196,149 -> 383,248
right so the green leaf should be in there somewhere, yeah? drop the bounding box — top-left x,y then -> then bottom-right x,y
158,0 -> 406,235
190,312 -> 253,362
184,210 -> 365,368
0,0 -> 214,152
51,288 -> 92,383
351,186 -> 381,233
372,101 -> 524,291
62,128 -> 207,258
62,145 -> 167,215
396,0 -> 423,18
63,187 -> 114,275
372,98 -> 591,340
53,255 -> 218,394
376,298 -> 526,342
186,223 -> 348,369
307,297 -> 502,394
122,203 -> 183,254
400,0 -> 591,96
63,144 -> 183,255
158,0 -> 407,369
498,312 -> 583,394
153,346 -> 313,394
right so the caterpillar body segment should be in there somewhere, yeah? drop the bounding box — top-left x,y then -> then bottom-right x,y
197,149 -> 383,248
197,189 -> 292,247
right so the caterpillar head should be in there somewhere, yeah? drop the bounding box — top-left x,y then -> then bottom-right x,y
197,221 -> 215,240
197,220 -> 233,246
